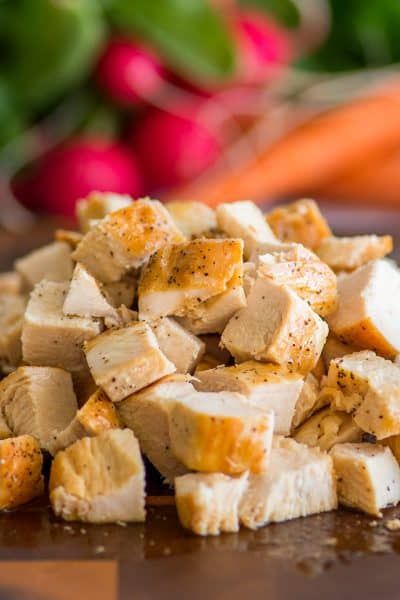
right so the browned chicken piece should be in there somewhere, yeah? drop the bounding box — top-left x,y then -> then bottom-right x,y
48,388 -> 120,455
194,361 -> 304,435
0,366 -> 78,451
103,306 -> 138,330
138,238 -> 244,321
169,390 -> 274,475
327,260 -> 400,358
194,354 -> 223,373
49,429 -> 145,523
118,375 -> 194,483
242,261 -> 256,296
0,414 -> 11,440
257,242 -> 337,317
0,435 -> 44,510
165,201 -> 217,238
175,472 -> 248,536
221,278 -> 328,374
54,229 -> 83,249
291,373 -> 325,430
22,281 -> 102,372
150,317 -> 205,374
84,322 -> 175,402
103,276 -> 136,309
73,198 -> 184,283
0,293 -> 26,370
216,201 -> 277,259
266,199 -> 332,250
63,263 -> 119,322
0,272 -> 23,295
76,191 -> 132,232
322,334 -> 359,371
293,407 -> 362,451
316,235 -> 393,272
15,241 -> 74,289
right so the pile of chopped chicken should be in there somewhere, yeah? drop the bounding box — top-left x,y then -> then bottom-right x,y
1,193 -> 400,535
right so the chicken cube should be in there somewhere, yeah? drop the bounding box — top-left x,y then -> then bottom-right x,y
239,437 -> 337,529
216,201 -> 276,259
76,191 -> 132,233
316,235 -> 393,272
49,429 -> 145,523
138,238 -> 244,321
22,281 -> 102,372
291,373 -> 325,430
73,198 -> 184,283
0,366 -> 78,451
54,229 -> 83,249
221,278 -> 328,374
0,415 -> 11,440
84,322 -> 175,402
63,263 -> 119,321
327,260 -> 400,358
0,272 -> 23,295
175,472 -> 248,536
165,201 -> 217,238
118,375 -> 194,483
15,241 -> 73,289
330,443 -> 400,516
169,391 -> 274,475
294,407 -> 362,451
194,361 -> 304,435
150,317 -> 205,374
0,293 -> 26,369
0,435 -> 44,510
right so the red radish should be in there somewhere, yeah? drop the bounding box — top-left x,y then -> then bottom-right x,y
13,138 -> 143,217
95,37 -> 165,106
130,105 -> 221,190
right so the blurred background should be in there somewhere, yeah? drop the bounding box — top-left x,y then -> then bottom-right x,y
1,0 -> 400,239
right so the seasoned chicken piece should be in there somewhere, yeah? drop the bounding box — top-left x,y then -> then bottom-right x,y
15,241 -> 73,289
327,260 -> 400,358
194,361 -> 304,435
330,443 -> 400,516
257,243 -> 337,317
150,318 -> 205,374
0,414 -> 11,440
322,335 -> 358,371
76,191 -> 132,233
292,373 -> 325,430
0,366 -> 78,451
73,198 -> 184,283
381,435 -> 400,463
221,278 -> 328,374
0,271 -> 23,295
194,355 -> 222,373
138,238 -> 243,321
54,229 -> 83,248
266,199 -> 332,250
216,201 -> 276,259
242,261 -> 256,296
239,437 -> 337,529
48,389 -> 120,455
169,391 -> 274,475
84,322 -> 175,402
0,293 -> 26,369
0,435 -> 43,510
165,201 -> 217,238
118,376 -> 194,483
294,407 -> 362,451
175,472 -> 248,536
22,281 -> 101,372
103,276 -> 136,309
49,429 -> 146,523
63,263 -> 119,322
104,306 -> 138,330
316,235 -> 393,272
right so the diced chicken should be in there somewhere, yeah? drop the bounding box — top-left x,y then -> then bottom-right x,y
49,429 -> 145,523
294,407 -> 362,451
0,272 -> 23,295
103,276 -> 136,308
330,443 -> 400,516
242,261 -> 256,296
266,199 -> 332,250
327,260 -> 400,358
257,243 -> 337,317
165,201 -> 217,238
76,191 -> 132,233
15,241 -> 73,289
239,437 -> 337,529
63,263 -> 119,321
292,373 -> 324,430
84,322 -> 175,402
150,317 -> 205,374
138,238 -> 244,321
169,391 -> 274,475
381,435 -> 400,463
0,366 -> 78,451
194,355 -> 223,373
0,414 -> 11,440
22,281 -> 102,372
48,388 -> 120,455
216,201 -> 277,259
0,293 -> 26,369
316,235 -> 393,272
118,375 -> 194,483
104,306 -> 138,330
194,361 -> 304,435
175,472 -> 248,536
54,229 -> 83,248
73,198 -> 184,283
221,278 -> 328,374
322,334 -> 358,371
0,435 -> 44,510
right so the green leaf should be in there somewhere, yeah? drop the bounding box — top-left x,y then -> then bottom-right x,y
0,0 -> 105,114
0,78 -> 24,148
108,0 -> 236,83
239,0 -> 300,28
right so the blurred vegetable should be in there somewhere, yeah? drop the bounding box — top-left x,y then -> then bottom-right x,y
0,79 -> 23,147
240,0 -> 300,28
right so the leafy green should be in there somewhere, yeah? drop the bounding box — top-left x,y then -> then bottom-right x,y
0,78 -> 24,147
239,0 -> 300,28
